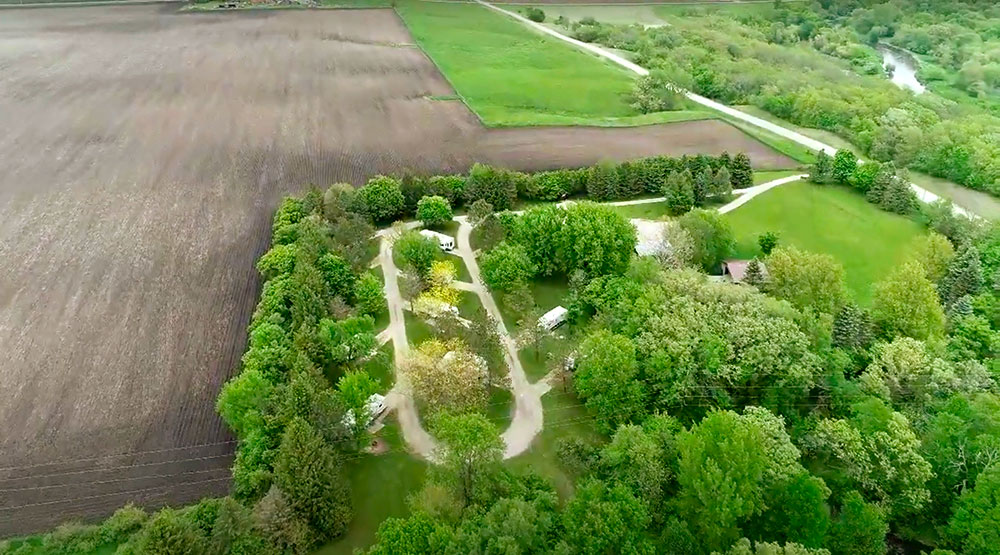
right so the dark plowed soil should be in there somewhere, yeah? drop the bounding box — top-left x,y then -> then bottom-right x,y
0,5 -> 792,536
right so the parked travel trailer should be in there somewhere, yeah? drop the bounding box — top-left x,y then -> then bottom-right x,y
538,306 -> 568,331
419,229 -> 455,251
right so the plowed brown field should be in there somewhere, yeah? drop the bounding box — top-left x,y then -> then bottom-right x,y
0,4 -> 792,536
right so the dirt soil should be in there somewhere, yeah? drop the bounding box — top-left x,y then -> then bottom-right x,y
0,4 -> 792,537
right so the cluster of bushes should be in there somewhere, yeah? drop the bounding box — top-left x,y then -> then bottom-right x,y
343,154 -> 755,226
479,202 -> 637,297
568,6 -> 1000,197
811,150 -> 918,215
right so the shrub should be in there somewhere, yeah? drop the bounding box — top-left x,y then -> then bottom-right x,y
353,175 -> 405,224
525,7 -> 545,23
416,195 -> 453,228
464,163 -> 518,211
524,170 -> 577,201
587,161 -> 621,201
426,174 -> 466,205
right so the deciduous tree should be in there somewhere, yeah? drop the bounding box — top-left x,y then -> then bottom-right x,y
416,196 -> 453,228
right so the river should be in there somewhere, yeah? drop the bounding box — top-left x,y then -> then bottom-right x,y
878,44 -> 925,94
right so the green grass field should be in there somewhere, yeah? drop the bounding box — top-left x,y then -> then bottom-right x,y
316,422 -> 427,555
725,181 -> 925,305
396,1 -> 713,127
508,388 -> 602,500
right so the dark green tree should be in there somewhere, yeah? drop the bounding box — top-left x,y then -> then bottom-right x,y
811,150 -> 835,184
273,418 -> 352,542
940,246 -> 984,306
353,175 -> 404,224
678,209 -> 735,272
430,412 -> 504,508
832,150 -> 858,184
731,152 -> 754,189
665,170 -> 695,216
559,479 -> 655,554
826,491 -> 887,555
394,231 -> 438,279
480,241 -> 536,292
125,508 -> 204,555
416,195 -> 453,228
464,163 -> 517,211
758,231 -> 779,255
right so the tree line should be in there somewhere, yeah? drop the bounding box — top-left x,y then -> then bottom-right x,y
561,2 -> 1000,197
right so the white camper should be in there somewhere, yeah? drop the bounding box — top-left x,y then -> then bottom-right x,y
419,229 -> 455,251
538,306 -> 568,331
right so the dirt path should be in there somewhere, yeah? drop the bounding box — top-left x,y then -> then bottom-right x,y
477,0 -> 976,218
717,174 -> 808,214
376,227 -> 438,460
455,219 -> 545,459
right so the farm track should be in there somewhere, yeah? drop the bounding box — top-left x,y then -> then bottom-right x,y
0,5 -> 792,536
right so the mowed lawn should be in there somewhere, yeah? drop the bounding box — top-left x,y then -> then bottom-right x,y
396,1 -> 709,126
725,182 -> 926,305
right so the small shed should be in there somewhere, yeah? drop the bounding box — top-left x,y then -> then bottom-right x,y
538,306 -> 568,331
722,259 -> 767,284
419,229 -> 455,251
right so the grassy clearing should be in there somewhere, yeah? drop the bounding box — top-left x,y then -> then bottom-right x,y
363,343 -> 395,394
404,310 -> 435,346
607,201 -> 668,221
508,388 -> 602,500
456,290 -> 482,319
486,386 -> 514,430
396,0 -> 670,127
316,421 -> 427,555
725,181 -> 925,305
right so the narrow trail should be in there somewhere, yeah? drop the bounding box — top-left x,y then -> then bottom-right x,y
475,0 -> 976,219
455,218 -> 545,459
376,227 -> 438,461
717,174 -> 808,214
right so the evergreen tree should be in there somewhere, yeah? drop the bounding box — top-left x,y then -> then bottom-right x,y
665,170 -> 695,216
940,246 -> 984,306
694,167 -> 714,206
811,150 -> 834,184
273,418 -> 352,542
832,304 -> 873,351
865,165 -> 893,206
832,150 -> 858,184
713,166 -> 733,199
744,258 -> 765,287
731,152 -> 754,189
718,151 -> 733,171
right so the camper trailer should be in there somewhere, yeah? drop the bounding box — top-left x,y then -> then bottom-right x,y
538,306 -> 568,331
419,229 -> 455,251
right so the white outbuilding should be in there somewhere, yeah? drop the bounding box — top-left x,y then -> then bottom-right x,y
538,306 -> 568,331
419,229 -> 455,251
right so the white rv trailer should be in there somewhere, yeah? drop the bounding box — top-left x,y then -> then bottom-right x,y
419,229 -> 455,251
538,306 -> 568,331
